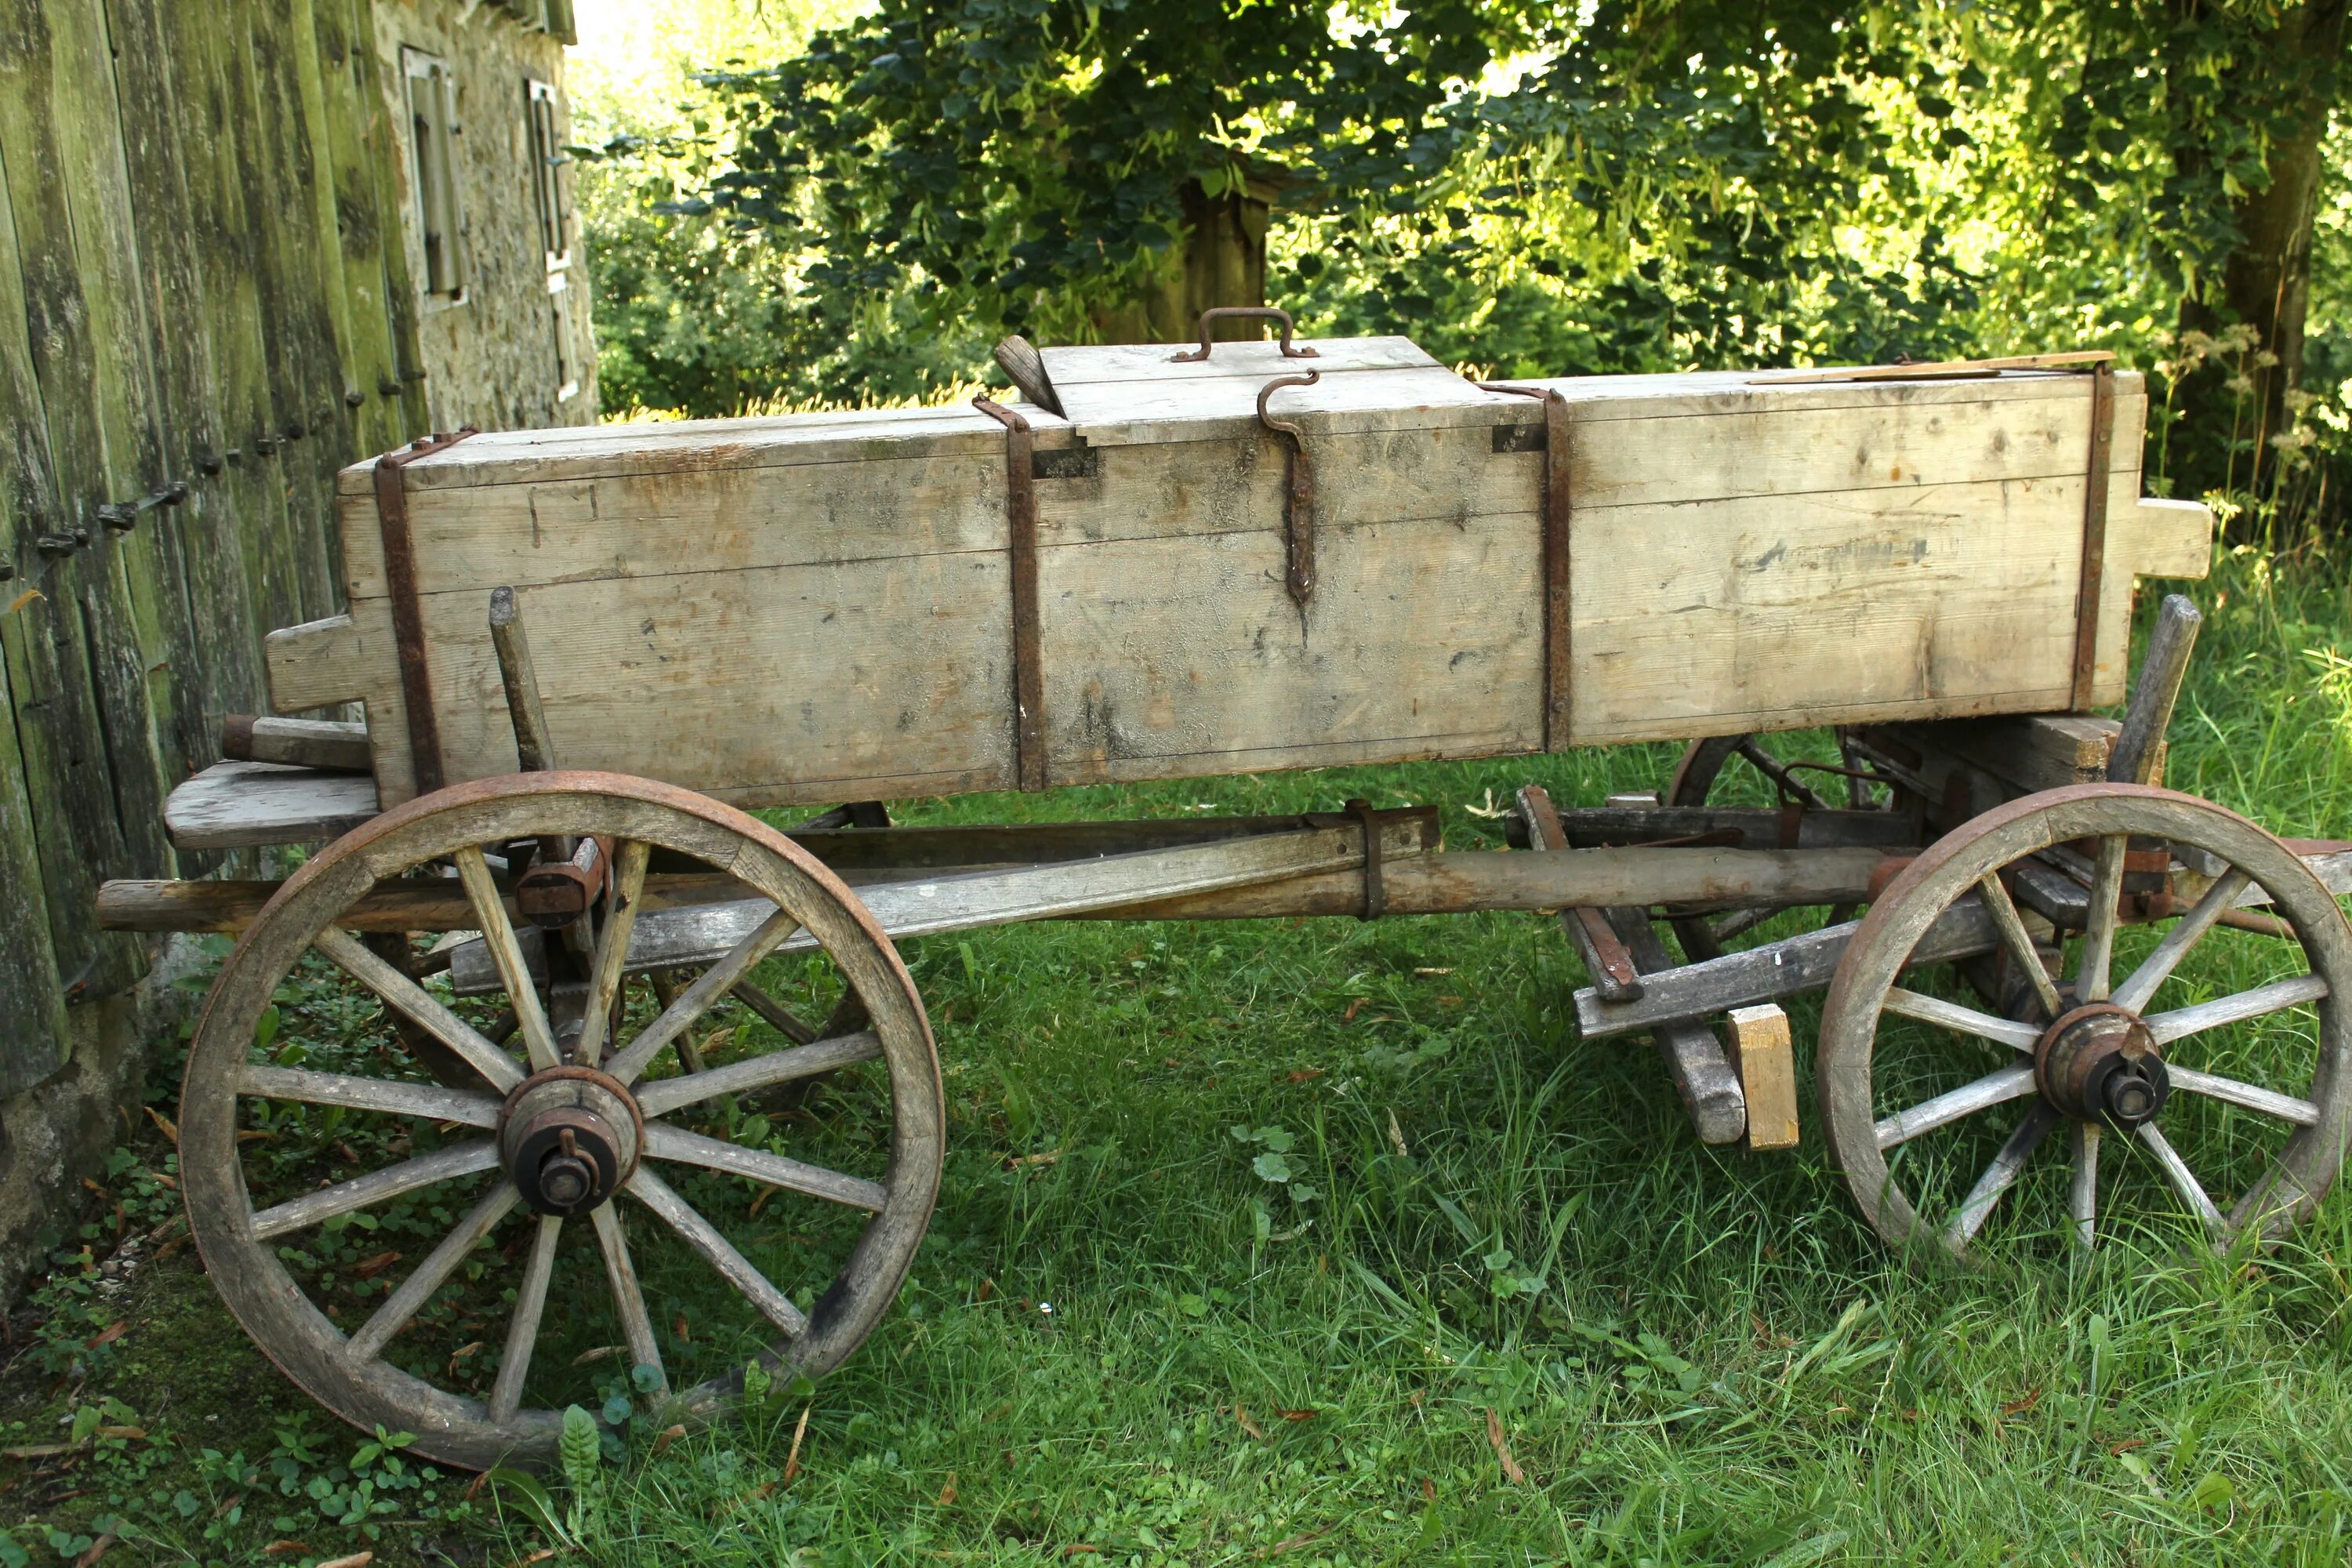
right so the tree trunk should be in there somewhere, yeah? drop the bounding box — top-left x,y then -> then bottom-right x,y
2169,0 -> 2349,497
1091,169 -> 1282,345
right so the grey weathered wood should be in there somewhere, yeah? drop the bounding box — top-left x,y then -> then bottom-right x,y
2110,868 -> 2252,1013
1873,1062 -> 2038,1150
633,1031 -> 884,1120
311,926 -> 527,1091
491,1215 -> 565,1423
345,1182 -> 521,1363
177,773 -> 946,1472
1576,898 -> 2001,1040
644,1123 -> 887,1213
454,844 -> 564,1073
222,715 -> 372,772
1599,904 -> 1748,1145
1514,785 -> 1639,1002
2109,593 -> 2201,785
626,1165 -> 808,1338
236,1062 -> 502,1127
1817,785 -> 2352,1258
602,906 -> 800,1083
588,1204 -> 664,1390
2167,1065 -> 2320,1127
2135,1123 -> 2227,1235
162,759 -> 379,851
1946,1103 -> 2060,1245
2146,974 -> 2329,1045
488,584 -> 558,773
250,1138 -> 501,1240
1880,986 -> 2042,1051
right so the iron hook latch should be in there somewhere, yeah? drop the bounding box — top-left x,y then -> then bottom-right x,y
1256,370 -> 1320,608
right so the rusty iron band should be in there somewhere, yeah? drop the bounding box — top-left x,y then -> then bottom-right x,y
372,428 -> 479,797
2069,364 -> 2117,711
973,398 -> 1047,792
1481,383 -> 1573,750
1256,372 -> 1321,608
1345,797 -> 1386,920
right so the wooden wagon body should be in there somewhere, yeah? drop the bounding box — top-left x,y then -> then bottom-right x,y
257,337 -> 2205,812
111,323 -> 2352,1475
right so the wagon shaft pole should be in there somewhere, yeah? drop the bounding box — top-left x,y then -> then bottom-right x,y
2108,594 -> 2201,787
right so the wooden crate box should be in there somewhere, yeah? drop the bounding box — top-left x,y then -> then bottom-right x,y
266,339 -> 2209,808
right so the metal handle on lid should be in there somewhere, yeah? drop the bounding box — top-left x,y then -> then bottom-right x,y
1171,307 -> 1319,364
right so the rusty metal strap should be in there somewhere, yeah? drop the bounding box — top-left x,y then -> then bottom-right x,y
372,428 -> 479,797
2069,363 -> 2116,711
1345,797 -> 1385,920
1480,383 -> 1571,750
1257,372 -> 1321,608
974,397 -> 1047,792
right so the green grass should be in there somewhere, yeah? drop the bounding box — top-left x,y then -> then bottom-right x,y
8,545 -> 2352,1566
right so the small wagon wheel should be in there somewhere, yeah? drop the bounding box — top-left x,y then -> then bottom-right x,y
179,771 -> 943,1471
1819,784 -> 2352,1258
1664,728 -> 1904,960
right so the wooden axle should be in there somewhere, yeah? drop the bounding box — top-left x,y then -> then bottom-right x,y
100,842 -> 1899,940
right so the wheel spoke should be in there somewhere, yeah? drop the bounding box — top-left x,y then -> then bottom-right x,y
251,1140 -> 500,1240
644,1123 -> 887,1212
1976,873 -> 2063,1021
1882,987 -> 2042,1051
489,1215 -> 563,1423
2135,1123 -> 2227,1235
575,840 -> 653,1067
2110,869 -> 2255,1014
633,1030 -> 883,1119
589,1204 -> 666,1394
1944,1102 -> 2060,1246
346,1181 -> 521,1363
454,846 -> 563,1073
238,1064 -> 501,1128
2073,834 -> 2129,1002
626,1166 -> 809,1338
2167,1064 -> 2320,1126
605,908 -> 801,1085
2070,1120 -> 2099,1253
311,927 -> 527,1092
2145,974 -> 2328,1045
1874,1062 -> 2038,1149
731,980 -> 822,1045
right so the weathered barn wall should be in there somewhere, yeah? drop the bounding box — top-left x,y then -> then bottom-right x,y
0,0 -> 591,1302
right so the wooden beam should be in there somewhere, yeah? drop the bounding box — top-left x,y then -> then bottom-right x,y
1725,1005 -> 1799,1151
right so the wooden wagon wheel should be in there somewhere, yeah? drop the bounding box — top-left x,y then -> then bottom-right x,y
1818,784 -> 2352,1258
179,771 -> 943,1471
1664,729 -> 1902,960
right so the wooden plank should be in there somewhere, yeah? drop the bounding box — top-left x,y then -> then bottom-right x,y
165,0 -> 307,652
0,0 -> 143,1003
104,0 -> 252,800
1575,899 -> 1999,1040
1039,335 -> 1439,387
221,713 -> 371,771
1724,1004 -> 1800,1150
162,759 -> 379,851
334,425 -> 1542,601
1042,510 -> 1542,786
1601,906 -> 1747,1145
1567,470 -> 2149,745
0,640 -> 67,1094
306,0 -> 407,457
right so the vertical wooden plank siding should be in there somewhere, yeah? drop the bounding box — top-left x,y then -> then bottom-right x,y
0,0 -> 464,1098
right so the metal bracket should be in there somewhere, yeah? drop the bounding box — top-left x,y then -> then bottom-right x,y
973,397 -> 1048,792
1479,383 -> 1573,750
1172,306 -> 1318,364
2069,362 -> 2117,711
1345,798 -> 1386,920
1256,372 -> 1319,607
373,427 -> 481,797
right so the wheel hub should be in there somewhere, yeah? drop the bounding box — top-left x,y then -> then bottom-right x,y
499,1066 -> 643,1217
2035,1002 -> 2169,1128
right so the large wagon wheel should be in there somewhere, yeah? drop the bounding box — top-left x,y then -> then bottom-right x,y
180,772 -> 943,1471
1664,728 -> 1902,960
1819,784 -> 2352,1258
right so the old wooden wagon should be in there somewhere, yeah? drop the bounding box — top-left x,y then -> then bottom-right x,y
99,314 -> 2352,1468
